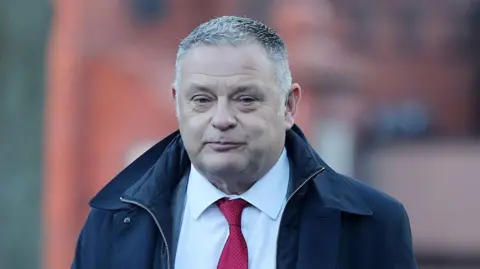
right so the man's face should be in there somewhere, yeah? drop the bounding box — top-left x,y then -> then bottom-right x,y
173,43 -> 300,187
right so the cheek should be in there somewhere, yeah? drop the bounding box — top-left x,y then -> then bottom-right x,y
179,116 -> 209,143
180,127 -> 203,157
179,109 -> 209,128
241,114 -> 282,139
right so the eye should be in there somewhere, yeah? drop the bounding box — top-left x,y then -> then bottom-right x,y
192,96 -> 212,104
238,96 -> 257,105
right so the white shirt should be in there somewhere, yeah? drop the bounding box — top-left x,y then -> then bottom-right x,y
174,148 -> 290,269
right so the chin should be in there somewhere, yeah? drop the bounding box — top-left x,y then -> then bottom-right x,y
202,159 -> 246,176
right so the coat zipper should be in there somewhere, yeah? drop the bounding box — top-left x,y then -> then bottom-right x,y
119,166 -> 325,269
275,166 -> 326,268
120,197 -> 171,269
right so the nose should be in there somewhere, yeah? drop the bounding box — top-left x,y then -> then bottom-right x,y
211,99 -> 237,131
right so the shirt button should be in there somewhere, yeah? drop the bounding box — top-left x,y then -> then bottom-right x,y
123,217 -> 131,224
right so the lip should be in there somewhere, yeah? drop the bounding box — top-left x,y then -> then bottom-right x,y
206,142 -> 245,152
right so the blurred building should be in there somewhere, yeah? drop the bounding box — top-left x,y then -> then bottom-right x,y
42,0 -> 479,269
318,0 -> 474,137
469,0 -> 480,135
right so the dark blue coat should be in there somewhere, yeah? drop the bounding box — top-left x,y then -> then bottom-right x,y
72,125 -> 418,269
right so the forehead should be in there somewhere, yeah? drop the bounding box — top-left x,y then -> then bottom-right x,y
179,43 -> 276,89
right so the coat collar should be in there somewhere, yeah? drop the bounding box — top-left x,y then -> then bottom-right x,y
89,125 -> 372,216
284,125 -> 372,216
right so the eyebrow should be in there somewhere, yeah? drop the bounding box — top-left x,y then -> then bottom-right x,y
232,85 -> 262,94
186,83 -> 262,94
186,83 -> 214,94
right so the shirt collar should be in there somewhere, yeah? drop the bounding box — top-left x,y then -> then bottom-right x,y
186,148 -> 290,220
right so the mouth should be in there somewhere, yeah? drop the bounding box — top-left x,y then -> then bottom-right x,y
205,141 -> 245,152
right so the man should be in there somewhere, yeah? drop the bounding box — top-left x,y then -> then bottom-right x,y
72,16 -> 418,269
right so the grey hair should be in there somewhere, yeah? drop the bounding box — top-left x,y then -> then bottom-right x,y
174,16 -> 292,100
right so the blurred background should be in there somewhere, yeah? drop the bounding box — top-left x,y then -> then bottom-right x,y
1,0 -> 479,268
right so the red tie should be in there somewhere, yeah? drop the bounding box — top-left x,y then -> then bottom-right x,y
216,198 -> 249,269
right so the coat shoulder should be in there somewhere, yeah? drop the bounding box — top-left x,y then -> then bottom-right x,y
340,174 -> 408,220
339,174 -> 418,268
72,208 -> 121,269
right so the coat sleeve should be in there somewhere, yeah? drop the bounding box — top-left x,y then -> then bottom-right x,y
71,209 -> 114,269
387,203 -> 418,269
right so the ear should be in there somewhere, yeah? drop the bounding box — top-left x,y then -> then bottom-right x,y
284,83 -> 301,130
171,83 -> 177,100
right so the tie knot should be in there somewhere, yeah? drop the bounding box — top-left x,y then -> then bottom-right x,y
216,198 -> 249,226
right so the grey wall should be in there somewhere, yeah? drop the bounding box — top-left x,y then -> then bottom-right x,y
0,0 -> 51,268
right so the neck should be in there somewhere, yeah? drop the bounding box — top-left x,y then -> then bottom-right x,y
200,168 -> 266,195
210,178 -> 256,195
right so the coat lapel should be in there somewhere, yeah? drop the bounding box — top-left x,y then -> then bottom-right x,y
296,191 -> 342,269
170,169 -> 189,266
